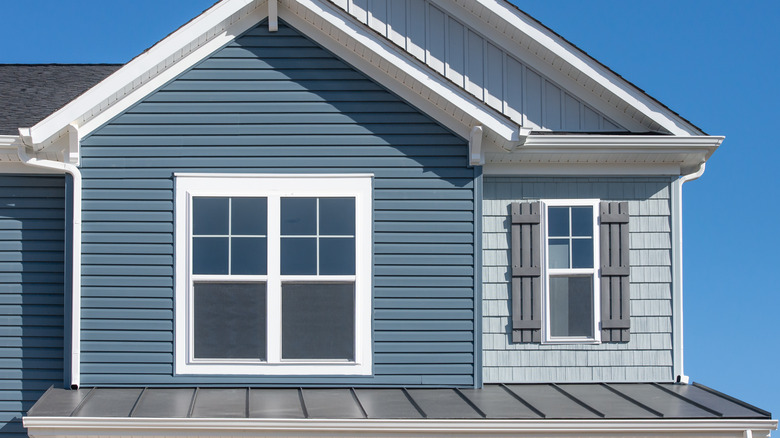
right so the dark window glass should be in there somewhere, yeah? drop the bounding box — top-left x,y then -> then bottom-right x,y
281,283 -> 354,360
281,198 -> 316,236
193,237 -> 228,275
320,198 -> 355,236
193,282 -> 266,359
547,207 -> 569,237
319,237 -> 355,275
232,237 -> 267,275
232,198 -> 267,235
571,207 -> 593,237
572,239 -> 594,269
549,276 -> 593,338
193,198 -> 229,235
281,238 -> 317,275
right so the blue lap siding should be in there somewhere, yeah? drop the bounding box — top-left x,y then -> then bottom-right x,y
0,175 -> 64,437
78,21 -> 475,386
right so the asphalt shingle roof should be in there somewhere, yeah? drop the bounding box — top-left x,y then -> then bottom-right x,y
0,64 -> 121,135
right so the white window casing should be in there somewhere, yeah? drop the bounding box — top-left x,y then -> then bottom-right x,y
174,174 -> 373,375
541,199 -> 601,344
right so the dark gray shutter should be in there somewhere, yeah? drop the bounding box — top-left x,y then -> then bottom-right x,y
510,202 -> 542,343
599,201 -> 630,342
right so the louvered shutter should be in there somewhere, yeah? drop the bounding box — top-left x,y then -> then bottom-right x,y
599,201 -> 630,342
510,202 -> 542,343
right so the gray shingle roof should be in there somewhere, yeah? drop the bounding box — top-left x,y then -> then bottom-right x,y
27,383 -> 770,420
0,64 -> 121,135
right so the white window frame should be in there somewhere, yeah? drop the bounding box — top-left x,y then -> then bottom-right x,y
541,199 -> 601,344
174,174 -> 373,375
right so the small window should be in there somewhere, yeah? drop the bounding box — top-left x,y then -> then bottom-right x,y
543,200 -> 600,343
174,174 -> 373,375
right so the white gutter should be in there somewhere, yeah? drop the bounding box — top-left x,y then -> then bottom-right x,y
18,126 -> 82,389
22,417 -> 778,437
671,161 -> 707,383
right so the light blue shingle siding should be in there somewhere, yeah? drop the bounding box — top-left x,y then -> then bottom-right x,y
482,177 -> 674,383
78,21 -> 475,386
0,175 -> 65,438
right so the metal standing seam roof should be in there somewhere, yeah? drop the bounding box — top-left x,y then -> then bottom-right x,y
26,383 -> 770,420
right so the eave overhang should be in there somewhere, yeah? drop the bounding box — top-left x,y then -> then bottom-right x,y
23,417 -> 778,438
483,135 -> 724,176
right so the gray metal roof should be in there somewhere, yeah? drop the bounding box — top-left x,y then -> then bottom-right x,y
0,64 -> 121,135
27,383 -> 770,420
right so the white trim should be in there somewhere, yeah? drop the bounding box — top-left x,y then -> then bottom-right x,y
484,135 -> 723,175
174,174 -> 373,376
484,163 -> 682,176
540,199 -> 601,344
279,0 -> 519,144
22,417 -> 779,438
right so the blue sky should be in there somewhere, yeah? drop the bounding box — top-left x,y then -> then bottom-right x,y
2,0 -> 778,418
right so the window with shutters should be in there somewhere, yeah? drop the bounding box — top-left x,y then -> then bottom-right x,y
510,199 -> 630,344
174,174 -> 373,375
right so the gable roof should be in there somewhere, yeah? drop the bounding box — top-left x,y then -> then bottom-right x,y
15,0 -> 718,158
0,64 -> 120,135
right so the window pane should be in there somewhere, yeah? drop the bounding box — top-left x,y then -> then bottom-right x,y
232,198 -> 267,236
548,207 -> 569,237
320,198 -> 355,236
281,198 -> 316,236
193,198 -> 229,235
549,276 -> 593,338
280,237 -> 317,275
548,238 -> 569,269
572,238 -> 594,269
571,207 -> 593,237
193,237 -> 228,275
193,282 -> 266,359
281,283 -> 354,360
319,237 -> 355,275
231,237 -> 267,275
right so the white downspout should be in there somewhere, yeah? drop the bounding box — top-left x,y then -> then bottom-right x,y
18,126 -> 82,389
671,162 -> 706,384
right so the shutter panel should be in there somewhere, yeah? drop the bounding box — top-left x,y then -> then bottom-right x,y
599,201 -> 630,342
510,201 -> 541,343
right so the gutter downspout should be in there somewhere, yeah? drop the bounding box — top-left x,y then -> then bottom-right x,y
671,162 -> 706,384
18,125 -> 82,389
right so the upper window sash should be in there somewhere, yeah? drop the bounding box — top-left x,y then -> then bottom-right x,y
541,199 -> 601,344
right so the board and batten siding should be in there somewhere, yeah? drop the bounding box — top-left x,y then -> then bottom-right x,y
331,0 -> 624,132
78,21 -> 475,386
483,177 -> 674,382
0,175 -> 64,438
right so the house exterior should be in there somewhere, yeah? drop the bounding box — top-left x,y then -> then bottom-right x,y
0,0 -> 775,437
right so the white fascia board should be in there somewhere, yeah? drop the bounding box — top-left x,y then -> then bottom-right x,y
484,162 -> 682,177
519,135 -> 722,155
281,0 -> 519,143
25,0 -> 262,148
452,0 -> 704,136
22,417 -> 779,437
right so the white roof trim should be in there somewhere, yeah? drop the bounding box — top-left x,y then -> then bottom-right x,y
446,0 -> 704,136
24,0 -> 263,149
23,417 -> 779,437
484,135 -> 723,175
24,0 -> 521,152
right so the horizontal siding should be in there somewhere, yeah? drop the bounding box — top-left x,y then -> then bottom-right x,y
482,177 -> 674,383
0,175 -> 64,438
334,0 -> 624,132
78,21 -> 474,387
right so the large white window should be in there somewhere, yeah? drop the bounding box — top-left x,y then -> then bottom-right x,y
174,174 -> 373,375
542,199 -> 600,344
